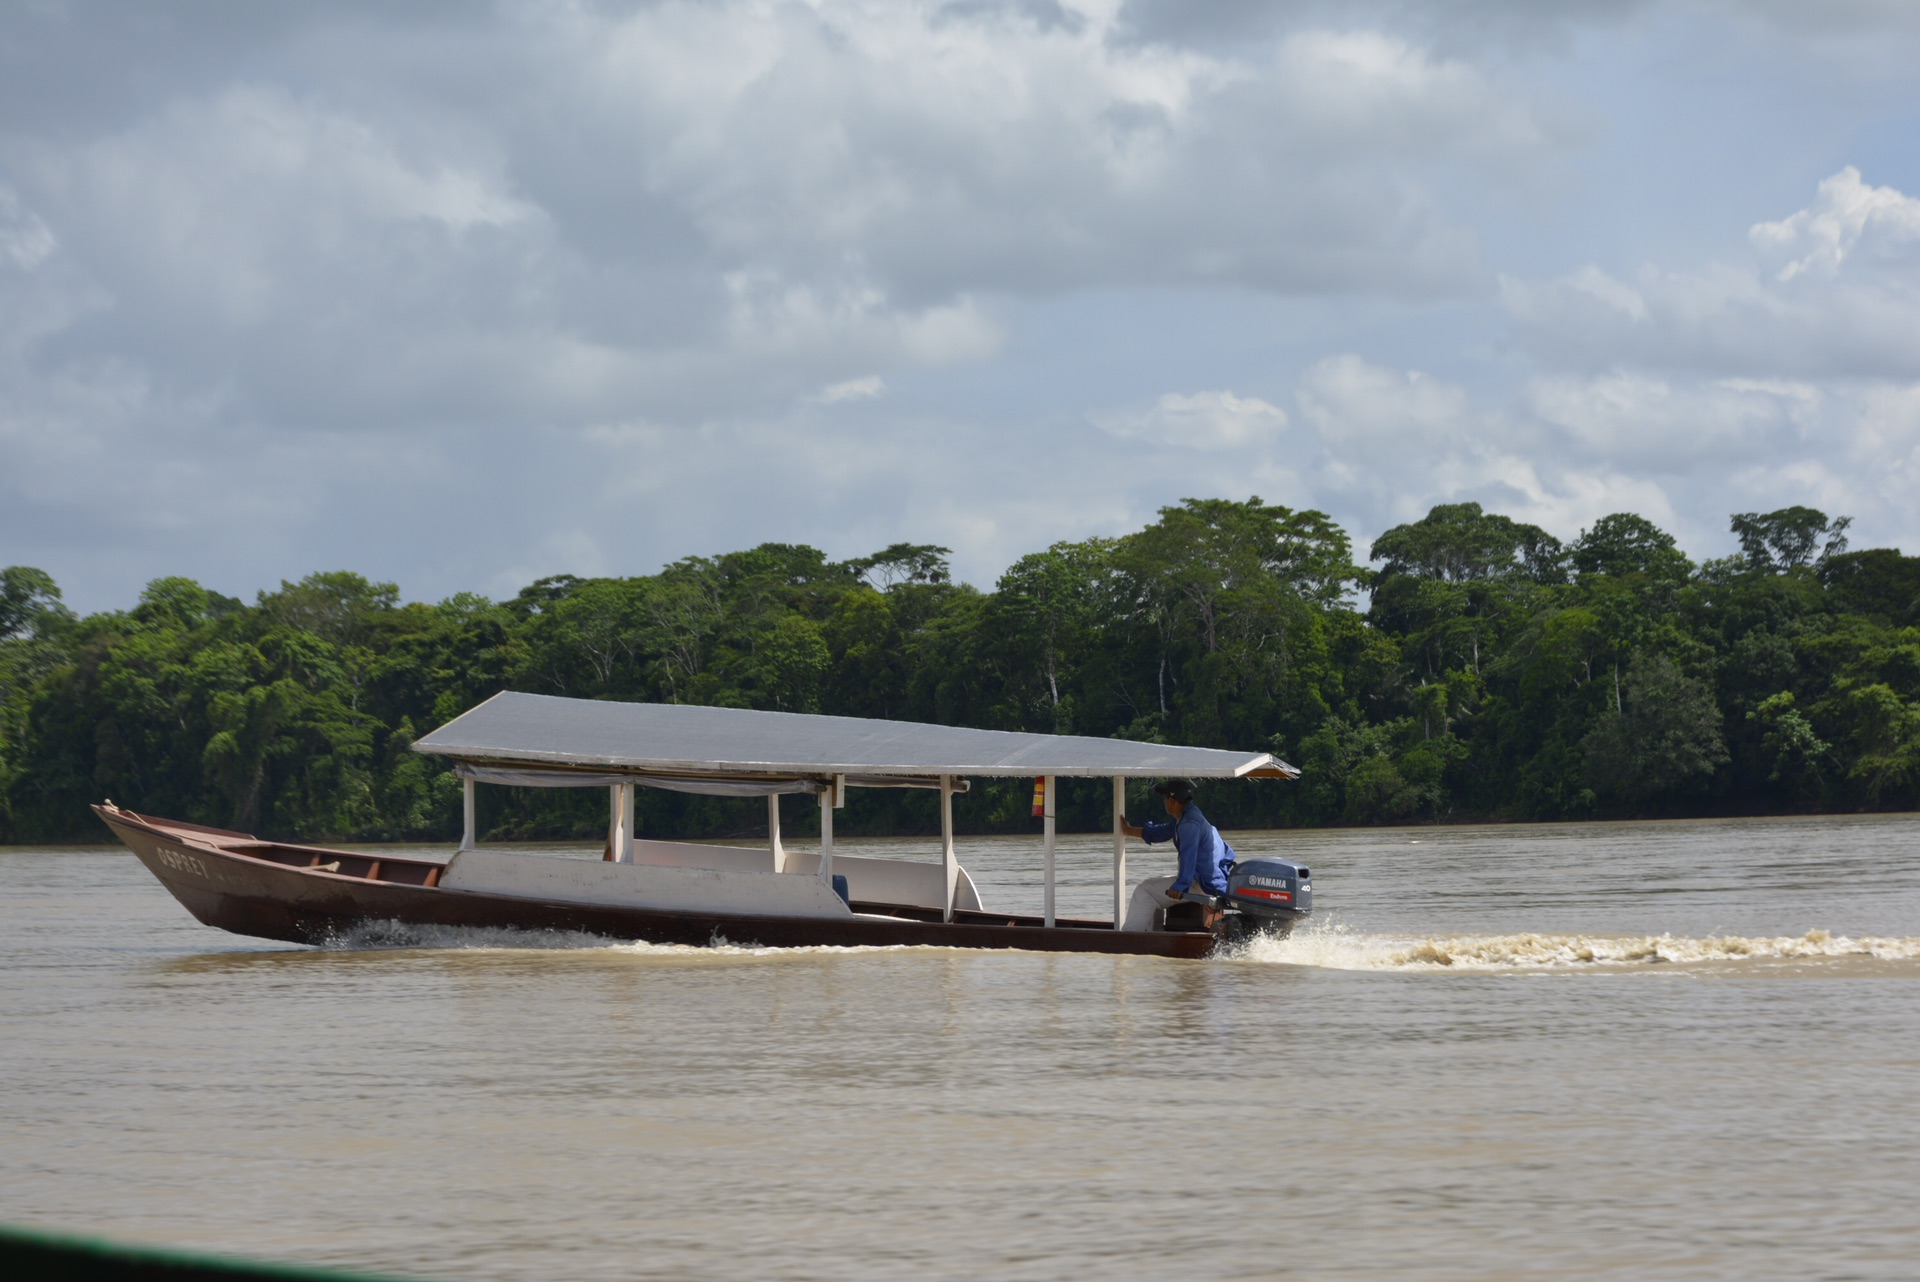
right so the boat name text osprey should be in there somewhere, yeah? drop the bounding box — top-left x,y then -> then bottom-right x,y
156,847 -> 208,879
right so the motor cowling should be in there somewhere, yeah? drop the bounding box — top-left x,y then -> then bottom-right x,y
1223,857 -> 1312,920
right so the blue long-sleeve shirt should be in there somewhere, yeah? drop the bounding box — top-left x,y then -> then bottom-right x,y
1140,803 -> 1234,895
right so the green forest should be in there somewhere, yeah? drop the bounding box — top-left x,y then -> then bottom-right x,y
3,497 -> 1918,844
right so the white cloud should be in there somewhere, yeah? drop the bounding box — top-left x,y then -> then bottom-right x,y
1096,390 -> 1288,449
5,3 -> 1920,611
1751,165 -> 1920,282
1269,29 -> 1549,157
1524,372 -> 1818,465
0,3 -> 1540,474
1294,355 -> 1472,444
44,86 -> 538,323
1250,348 -> 1919,566
1406,372 -> 1917,558
1557,264 -> 1649,321
0,187 -> 56,270
1502,168 -> 1920,380
533,1 -> 1538,298
1468,166 -> 1920,555
721,274 -> 1004,371
814,375 -> 886,404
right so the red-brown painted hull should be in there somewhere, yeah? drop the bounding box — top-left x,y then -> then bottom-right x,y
95,807 -> 1221,959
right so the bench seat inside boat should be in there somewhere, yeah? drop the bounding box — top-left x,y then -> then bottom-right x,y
622,838 -> 982,913
435,840 -> 981,919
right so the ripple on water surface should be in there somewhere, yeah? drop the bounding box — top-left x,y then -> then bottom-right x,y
323,916 -> 1920,978
4,813 -> 1920,1282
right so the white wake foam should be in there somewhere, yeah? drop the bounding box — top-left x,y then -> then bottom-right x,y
318,919 -> 910,958
318,918 -> 1920,971
1231,923 -> 1920,971
320,920 -> 632,951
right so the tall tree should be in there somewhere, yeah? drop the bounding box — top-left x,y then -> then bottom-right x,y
7,499 -> 1920,840
1581,652 -> 1730,808
990,539 -> 1117,732
0,566 -> 71,640
1370,502 -> 1566,584
1570,513 -> 1692,582
1730,506 -> 1851,573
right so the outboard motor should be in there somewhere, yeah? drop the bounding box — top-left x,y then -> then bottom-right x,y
1155,857 -> 1314,939
1218,857 -> 1312,940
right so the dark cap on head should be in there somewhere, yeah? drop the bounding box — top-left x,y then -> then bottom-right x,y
1153,778 -> 1196,803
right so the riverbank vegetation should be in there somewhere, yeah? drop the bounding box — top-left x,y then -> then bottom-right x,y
4,499 -> 1917,842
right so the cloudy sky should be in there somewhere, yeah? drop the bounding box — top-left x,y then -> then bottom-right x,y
4,0 -> 1918,612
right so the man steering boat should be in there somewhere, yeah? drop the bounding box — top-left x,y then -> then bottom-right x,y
1118,778 -> 1235,931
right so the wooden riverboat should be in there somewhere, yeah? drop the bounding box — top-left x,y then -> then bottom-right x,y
98,693 -> 1300,958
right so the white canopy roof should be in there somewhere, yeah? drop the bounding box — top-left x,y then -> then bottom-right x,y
412,692 -> 1298,790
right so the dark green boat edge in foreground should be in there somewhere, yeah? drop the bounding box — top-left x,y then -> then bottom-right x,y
0,1224 -> 436,1282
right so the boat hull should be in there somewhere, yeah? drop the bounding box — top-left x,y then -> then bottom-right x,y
97,808 -> 1223,960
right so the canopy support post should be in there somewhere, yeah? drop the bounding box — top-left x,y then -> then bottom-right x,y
1042,774 -> 1056,928
940,774 -> 958,923
459,777 -> 476,852
817,776 -> 842,888
768,793 -> 786,873
610,783 -> 634,864
1112,776 -> 1127,930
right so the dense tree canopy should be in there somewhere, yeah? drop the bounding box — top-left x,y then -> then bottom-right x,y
4,499 -> 1917,843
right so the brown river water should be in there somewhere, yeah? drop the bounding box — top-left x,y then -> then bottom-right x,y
4,813 -> 1919,1281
